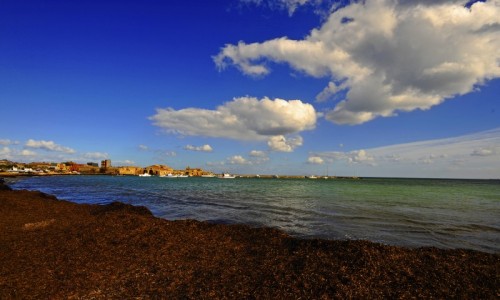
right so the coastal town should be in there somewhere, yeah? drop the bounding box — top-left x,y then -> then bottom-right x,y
0,159 -> 214,177
0,158 -> 361,179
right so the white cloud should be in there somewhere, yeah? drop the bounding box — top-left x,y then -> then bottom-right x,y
471,148 -> 495,157
0,139 -> 18,146
311,149 -> 375,165
281,0 -> 311,15
206,161 -> 225,167
349,149 -> 375,164
150,96 -> 316,140
310,127 -> 500,178
138,145 -> 149,151
250,150 -> 267,157
211,152 -> 270,167
227,155 -> 251,165
164,151 -> 177,157
25,139 -> 76,154
267,135 -> 303,152
83,152 -> 109,160
307,156 -> 324,164
0,147 -> 12,157
184,144 -> 213,152
216,0 -> 500,125
20,149 -> 37,157
115,160 -> 136,165
239,0 -> 336,16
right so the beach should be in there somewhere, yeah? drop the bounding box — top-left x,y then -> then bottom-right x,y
0,180 -> 498,298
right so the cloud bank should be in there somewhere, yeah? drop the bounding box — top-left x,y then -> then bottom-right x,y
150,96 -> 316,143
216,0 -> 500,124
309,128 -> 500,178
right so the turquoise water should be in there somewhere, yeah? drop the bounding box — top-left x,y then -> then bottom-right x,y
9,175 -> 500,253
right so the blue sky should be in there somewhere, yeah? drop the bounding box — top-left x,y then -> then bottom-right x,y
1,0 -> 499,178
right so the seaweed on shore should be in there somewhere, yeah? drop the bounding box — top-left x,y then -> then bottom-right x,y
0,186 -> 498,299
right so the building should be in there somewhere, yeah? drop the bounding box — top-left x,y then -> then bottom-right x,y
117,166 -> 144,176
0,159 -> 13,166
184,167 -> 204,177
79,164 -> 100,174
144,165 -> 173,176
87,162 -> 99,167
27,162 -> 52,170
101,159 -> 111,169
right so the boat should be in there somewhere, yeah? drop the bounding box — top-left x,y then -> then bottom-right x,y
164,173 -> 178,178
177,174 -> 189,178
218,173 -> 236,179
138,173 -> 152,177
306,175 -> 318,179
201,174 -> 216,178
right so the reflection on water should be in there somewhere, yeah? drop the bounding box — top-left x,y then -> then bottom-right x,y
10,176 -> 500,253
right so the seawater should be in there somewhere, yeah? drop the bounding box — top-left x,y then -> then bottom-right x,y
9,175 -> 500,253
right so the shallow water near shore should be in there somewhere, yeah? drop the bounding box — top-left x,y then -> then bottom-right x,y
9,175 -> 500,253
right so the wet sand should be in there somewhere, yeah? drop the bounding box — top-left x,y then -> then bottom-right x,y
0,181 -> 498,298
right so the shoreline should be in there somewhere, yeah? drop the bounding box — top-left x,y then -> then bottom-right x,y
0,180 -> 498,298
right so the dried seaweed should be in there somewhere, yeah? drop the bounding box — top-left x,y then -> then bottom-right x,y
0,185 -> 498,299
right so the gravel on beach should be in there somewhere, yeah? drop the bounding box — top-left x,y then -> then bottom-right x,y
0,182 -> 498,299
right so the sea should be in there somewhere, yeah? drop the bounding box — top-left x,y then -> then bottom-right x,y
8,175 -> 500,253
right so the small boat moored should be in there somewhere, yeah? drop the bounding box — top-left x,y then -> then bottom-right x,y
218,173 -> 236,179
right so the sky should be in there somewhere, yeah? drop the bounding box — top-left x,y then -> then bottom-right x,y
1,0 -> 499,178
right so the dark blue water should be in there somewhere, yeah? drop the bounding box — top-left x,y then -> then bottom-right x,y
9,175 -> 500,253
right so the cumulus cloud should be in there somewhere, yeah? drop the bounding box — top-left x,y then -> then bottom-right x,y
349,149 -> 375,164
267,135 -> 303,152
184,144 -> 213,152
25,139 -> 76,154
216,0 -> 500,124
312,149 -> 375,165
227,155 -> 251,165
20,149 -> 37,156
307,156 -> 324,164
150,96 -> 316,141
